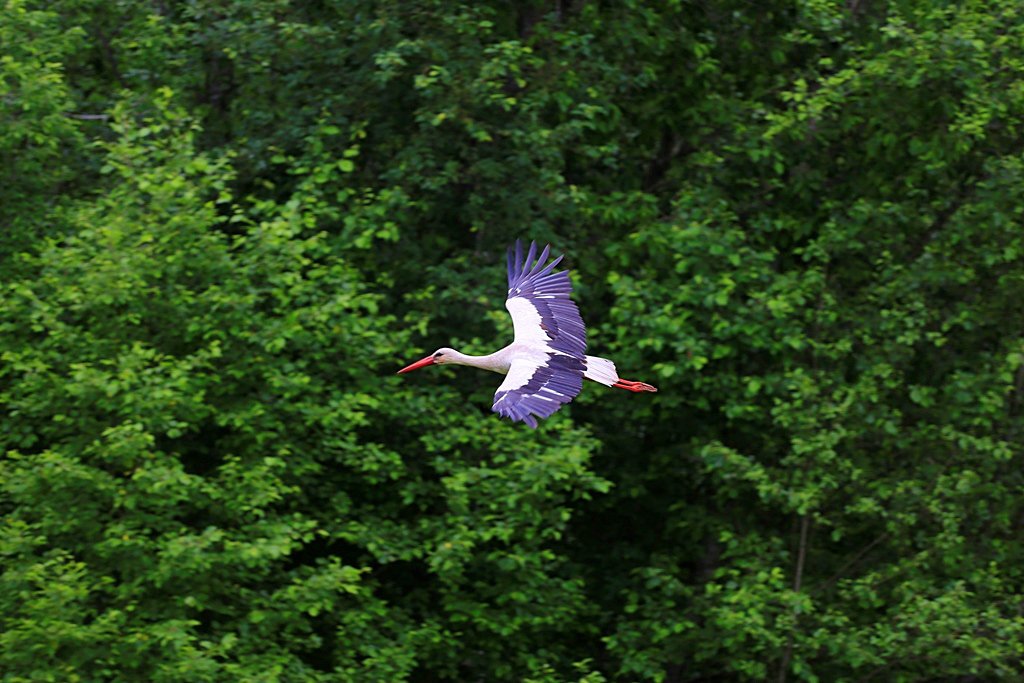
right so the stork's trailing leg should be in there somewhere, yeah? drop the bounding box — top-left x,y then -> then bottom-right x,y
584,355 -> 658,392
613,378 -> 657,392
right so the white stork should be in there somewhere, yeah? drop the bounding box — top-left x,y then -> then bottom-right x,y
397,240 -> 656,428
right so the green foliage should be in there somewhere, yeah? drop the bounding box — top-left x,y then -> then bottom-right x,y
0,1 -> 85,258
3,0 -> 1024,680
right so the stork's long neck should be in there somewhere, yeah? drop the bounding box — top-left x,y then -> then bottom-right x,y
448,347 -> 511,374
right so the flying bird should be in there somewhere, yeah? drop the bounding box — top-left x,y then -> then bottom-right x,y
397,240 -> 657,428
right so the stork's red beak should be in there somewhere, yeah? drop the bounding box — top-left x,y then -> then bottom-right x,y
397,355 -> 436,374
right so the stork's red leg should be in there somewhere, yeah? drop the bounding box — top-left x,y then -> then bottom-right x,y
613,378 -> 658,393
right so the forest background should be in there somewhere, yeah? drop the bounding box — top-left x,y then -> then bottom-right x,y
3,1 -> 1024,681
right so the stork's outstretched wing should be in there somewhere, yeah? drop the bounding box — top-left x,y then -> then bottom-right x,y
504,240 -> 587,359
492,355 -> 585,428
494,241 -> 588,427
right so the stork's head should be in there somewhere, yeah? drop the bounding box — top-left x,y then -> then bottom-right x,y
397,347 -> 455,374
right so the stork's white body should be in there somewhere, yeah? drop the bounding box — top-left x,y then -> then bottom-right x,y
440,346 -> 620,386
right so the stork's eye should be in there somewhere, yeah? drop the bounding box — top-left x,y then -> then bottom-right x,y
434,352 -> 443,358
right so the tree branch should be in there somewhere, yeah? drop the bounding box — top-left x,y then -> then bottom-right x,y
65,113 -> 111,121
778,513 -> 811,683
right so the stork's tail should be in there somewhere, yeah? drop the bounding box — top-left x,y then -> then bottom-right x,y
584,355 -> 658,392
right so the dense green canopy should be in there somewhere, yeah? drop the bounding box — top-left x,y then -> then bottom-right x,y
3,1 -> 1024,680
